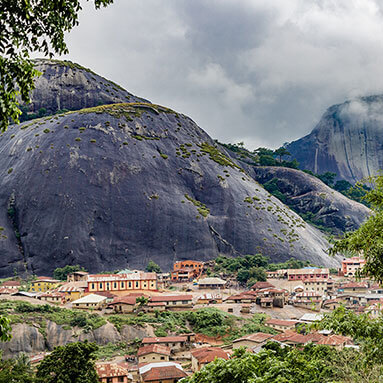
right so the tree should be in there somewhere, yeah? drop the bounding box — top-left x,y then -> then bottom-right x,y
330,175 -> 383,281
274,147 -> 291,162
0,354 -> 34,383
0,316 -> 12,342
0,0 -> 113,131
146,260 -> 161,273
53,265 -> 87,281
35,341 -> 99,383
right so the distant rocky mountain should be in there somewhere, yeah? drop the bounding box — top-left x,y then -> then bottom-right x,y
287,96 -> 383,184
0,61 -> 343,276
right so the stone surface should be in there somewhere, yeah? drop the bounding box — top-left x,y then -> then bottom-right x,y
0,101 -> 340,276
287,95 -> 383,183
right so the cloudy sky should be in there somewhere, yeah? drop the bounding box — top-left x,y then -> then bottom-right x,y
60,0 -> 383,149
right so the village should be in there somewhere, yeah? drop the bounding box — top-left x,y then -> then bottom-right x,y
0,255 -> 375,382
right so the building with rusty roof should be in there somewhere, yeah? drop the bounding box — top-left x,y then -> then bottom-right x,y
191,347 -> 229,372
139,362 -> 187,382
96,363 -> 132,382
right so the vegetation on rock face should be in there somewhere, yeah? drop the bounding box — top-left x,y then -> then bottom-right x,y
146,260 -> 161,273
184,194 -> 210,218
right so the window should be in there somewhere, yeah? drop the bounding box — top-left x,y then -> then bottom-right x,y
107,378 -> 112,383
99,283 -> 102,289
161,356 -> 165,360
118,377 -> 124,383
121,282 -> 124,289
135,282 -> 139,288
114,282 -> 117,289
91,283 -> 95,289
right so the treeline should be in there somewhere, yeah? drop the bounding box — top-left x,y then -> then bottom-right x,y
210,254 -> 312,287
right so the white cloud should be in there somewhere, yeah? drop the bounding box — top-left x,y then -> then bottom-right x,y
57,0 -> 383,149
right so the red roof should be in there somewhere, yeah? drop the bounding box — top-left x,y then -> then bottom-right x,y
142,336 -> 187,344
191,347 -> 229,363
141,365 -> 187,381
137,344 -> 171,357
150,295 -> 192,302
94,291 -> 116,299
233,332 -> 274,343
147,302 -> 165,307
1,280 -> 20,287
110,296 -> 137,305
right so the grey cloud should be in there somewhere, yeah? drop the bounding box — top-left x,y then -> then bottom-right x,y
59,0 -> 383,149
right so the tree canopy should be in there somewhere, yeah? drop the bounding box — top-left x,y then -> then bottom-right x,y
35,341 -> 99,383
146,260 -> 161,273
0,0 -> 113,131
53,265 -> 87,281
330,175 -> 383,281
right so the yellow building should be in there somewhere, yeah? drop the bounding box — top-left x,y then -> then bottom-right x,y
57,281 -> 87,302
29,278 -> 61,292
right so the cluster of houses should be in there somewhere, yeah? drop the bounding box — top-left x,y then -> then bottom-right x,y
1,256 -> 377,382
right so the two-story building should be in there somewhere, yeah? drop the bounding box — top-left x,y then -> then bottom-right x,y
86,272 -> 157,295
287,268 -> 329,281
171,261 -> 203,282
96,363 -> 133,383
137,345 -> 171,365
141,336 -> 188,352
29,277 -> 61,292
341,257 -> 366,277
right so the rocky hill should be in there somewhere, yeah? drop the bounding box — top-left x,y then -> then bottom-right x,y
20,59 -> 148,119
0,60 -> 344,276
287,96 -> 383,184
248,167 -> 371,235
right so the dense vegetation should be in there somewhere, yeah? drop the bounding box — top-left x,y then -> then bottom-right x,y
331,175 -> 383,281
211,254 -> 312,286
182,307 -> 383,383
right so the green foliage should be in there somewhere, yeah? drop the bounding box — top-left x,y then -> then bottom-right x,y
198,142 -> 241,169
181,344 -> 345,383
146,260 -> 161,273
0,354 -> 34,383
53,265 -> 86,281
267,257 -> 313,271
0,315 -> 12,341
1,0 -> 113,131
35,341 -> 99,383
330,175 -> 383,281
184,194 -> 210,218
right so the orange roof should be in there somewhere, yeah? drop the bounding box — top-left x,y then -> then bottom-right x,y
141,365 -> 187,381
96,363 -> 129,379
142,336 -> 187,344
191,347 -> 229,363
137,344 -> 171,357
233,332 -> 274,343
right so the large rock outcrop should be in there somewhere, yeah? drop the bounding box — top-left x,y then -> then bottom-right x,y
287,95 -> 383,184
250,167 -> 370,235
21,59 -> 148,118
0,101 -> 340,276
0,321 -> 153,358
